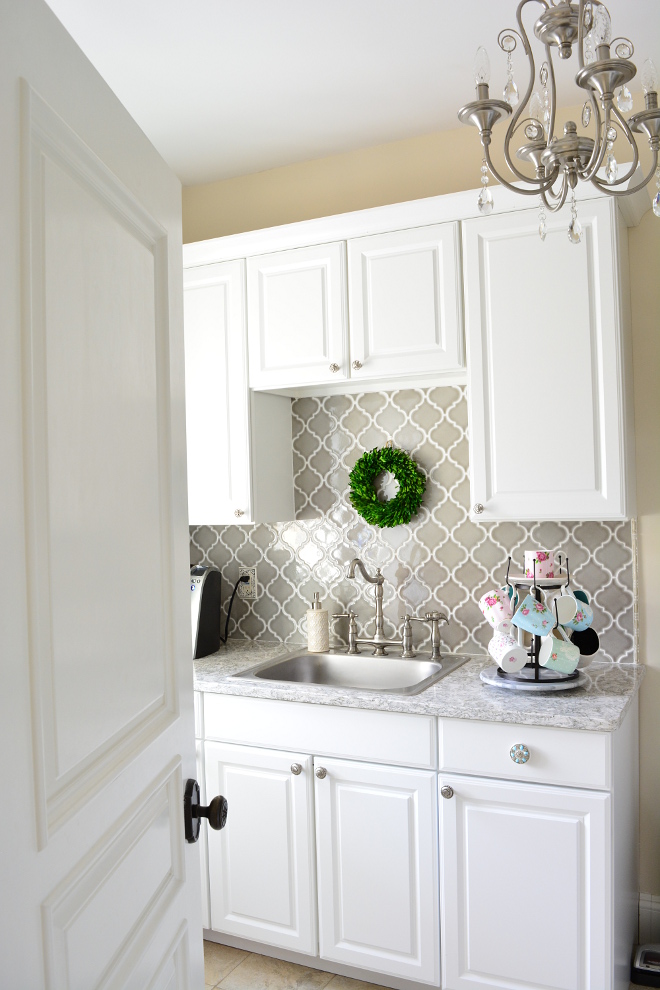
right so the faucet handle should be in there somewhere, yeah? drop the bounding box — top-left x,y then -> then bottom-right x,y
332,610 -> 357,621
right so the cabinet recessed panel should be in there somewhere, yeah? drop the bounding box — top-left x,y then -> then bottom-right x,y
205,743 -> 316,953
315,759 -> 439,984
247,243 -> 347,388
184,261 -> 250,523
463,200 -> 628,519
348,224 -> 463,380
440,774 -> 609,990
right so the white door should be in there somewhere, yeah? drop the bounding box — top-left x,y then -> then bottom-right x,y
183,260 -> 252,524
463,198 -> 632,521
0,2 -> 204,986
439,773 -> 610,990
205,743 -> 317,954
314,758 -> 440,985
247,242 -> 348,389
347,223 -> 463,380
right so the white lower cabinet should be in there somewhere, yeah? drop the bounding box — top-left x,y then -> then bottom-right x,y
204,740 -> 440,984
315,757 -> 440,984
205,742 -> 317,953
439,773 -> 610,990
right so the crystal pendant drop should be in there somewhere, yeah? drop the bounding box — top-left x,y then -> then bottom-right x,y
606,154 -> 618,184
568,216 -> 583,244
653,191 -> 660,218
539,219 -> 547,241
478,186 -> 494,215
616,85 -> 633,112
581,101 -> 591,127
503,78 -> 519,106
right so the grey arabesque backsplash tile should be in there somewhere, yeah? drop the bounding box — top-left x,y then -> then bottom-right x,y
190,386 -> 635,662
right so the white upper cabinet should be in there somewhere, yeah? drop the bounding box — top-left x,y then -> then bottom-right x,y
184,260 -> 251,524
183,259 -> 294,525
347,223 -> 463,381
247,242 -> 348,389
463,197 -> 635,521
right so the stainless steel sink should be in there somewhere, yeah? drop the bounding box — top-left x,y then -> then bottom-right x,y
233,650 -> 468,696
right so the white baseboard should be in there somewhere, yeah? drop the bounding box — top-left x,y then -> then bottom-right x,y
639,894 -> 660,945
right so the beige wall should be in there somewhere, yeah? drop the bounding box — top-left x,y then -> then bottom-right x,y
182,116 -> 660,895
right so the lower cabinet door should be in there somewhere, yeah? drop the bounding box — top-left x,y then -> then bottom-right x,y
439,773 -> 610,990
314,757 -> 440,985
205,742 -> 317,953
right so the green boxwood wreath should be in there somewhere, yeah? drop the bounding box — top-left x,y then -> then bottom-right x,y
348,445 -> 426,528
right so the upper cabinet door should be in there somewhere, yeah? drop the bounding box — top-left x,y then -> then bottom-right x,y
463,198 -> 634,521
184,261 -> 251,524
347,223 -> 463,380
247,242 -> 348,389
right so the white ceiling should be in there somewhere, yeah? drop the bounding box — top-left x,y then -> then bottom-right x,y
44,0 -> 659,186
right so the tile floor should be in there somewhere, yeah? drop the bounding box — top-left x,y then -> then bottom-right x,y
203,942 -> 390,990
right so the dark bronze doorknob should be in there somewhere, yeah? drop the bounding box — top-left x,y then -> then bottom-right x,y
184,778 -> 228,843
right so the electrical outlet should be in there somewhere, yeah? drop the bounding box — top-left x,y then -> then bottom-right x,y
237,566 -> 257,600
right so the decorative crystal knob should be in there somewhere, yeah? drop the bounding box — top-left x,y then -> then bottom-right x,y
440,785 -> 454,799
473,503 -> 484,514
234,509 -> 244,517
329,363 -> 340,373
291,763 -> 302,775
352,360 -> 363,371
510,744 -> 530,764
315,766 -> 327,779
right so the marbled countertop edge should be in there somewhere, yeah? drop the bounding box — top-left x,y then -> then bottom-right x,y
193,640 -> 645,733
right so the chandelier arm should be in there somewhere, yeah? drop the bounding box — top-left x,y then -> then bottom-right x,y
578,92 -> 603,179
597,103 -> 640,186
501,0 -> 551,185
544,42 -> 557,143
484,144 -> 559,195
577,0 -> 586,71
541,173 -> 570,212
590,149 -> 658,196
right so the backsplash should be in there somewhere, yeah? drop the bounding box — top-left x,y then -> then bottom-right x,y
190,386 -> 636,662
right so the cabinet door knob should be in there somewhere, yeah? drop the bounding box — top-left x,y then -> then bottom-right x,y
510,744 -> 530,764
440,785 -> 454,799
315,766 -> 327,779
234,508 -> 244,517
329,363 -> 340,373
290,763 -> 302,775
473,503 -> 484,514
351,360 -> 363,371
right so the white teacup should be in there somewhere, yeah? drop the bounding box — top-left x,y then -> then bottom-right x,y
488,632 -> 528,673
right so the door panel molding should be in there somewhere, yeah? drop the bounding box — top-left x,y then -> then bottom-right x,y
21,83 -> 178,847
41,760 -> 185,990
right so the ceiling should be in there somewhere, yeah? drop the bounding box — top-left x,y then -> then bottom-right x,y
44,0 -> 659,187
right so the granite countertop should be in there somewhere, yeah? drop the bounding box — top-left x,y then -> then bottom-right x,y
193,640 -> 645,732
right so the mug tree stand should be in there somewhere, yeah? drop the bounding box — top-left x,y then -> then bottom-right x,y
480,570 -> 588,693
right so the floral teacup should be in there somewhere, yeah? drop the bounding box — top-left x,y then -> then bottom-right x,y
488,632 -> 527,673
524,550 -> 558,580
539,635 -> 580,674
478,588 -> 513,629
511,593 -> 556,636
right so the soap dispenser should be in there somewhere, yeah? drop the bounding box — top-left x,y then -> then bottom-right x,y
306,592 -> 329,653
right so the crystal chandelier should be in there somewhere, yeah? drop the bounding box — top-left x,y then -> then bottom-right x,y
457,0 -> 660,242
